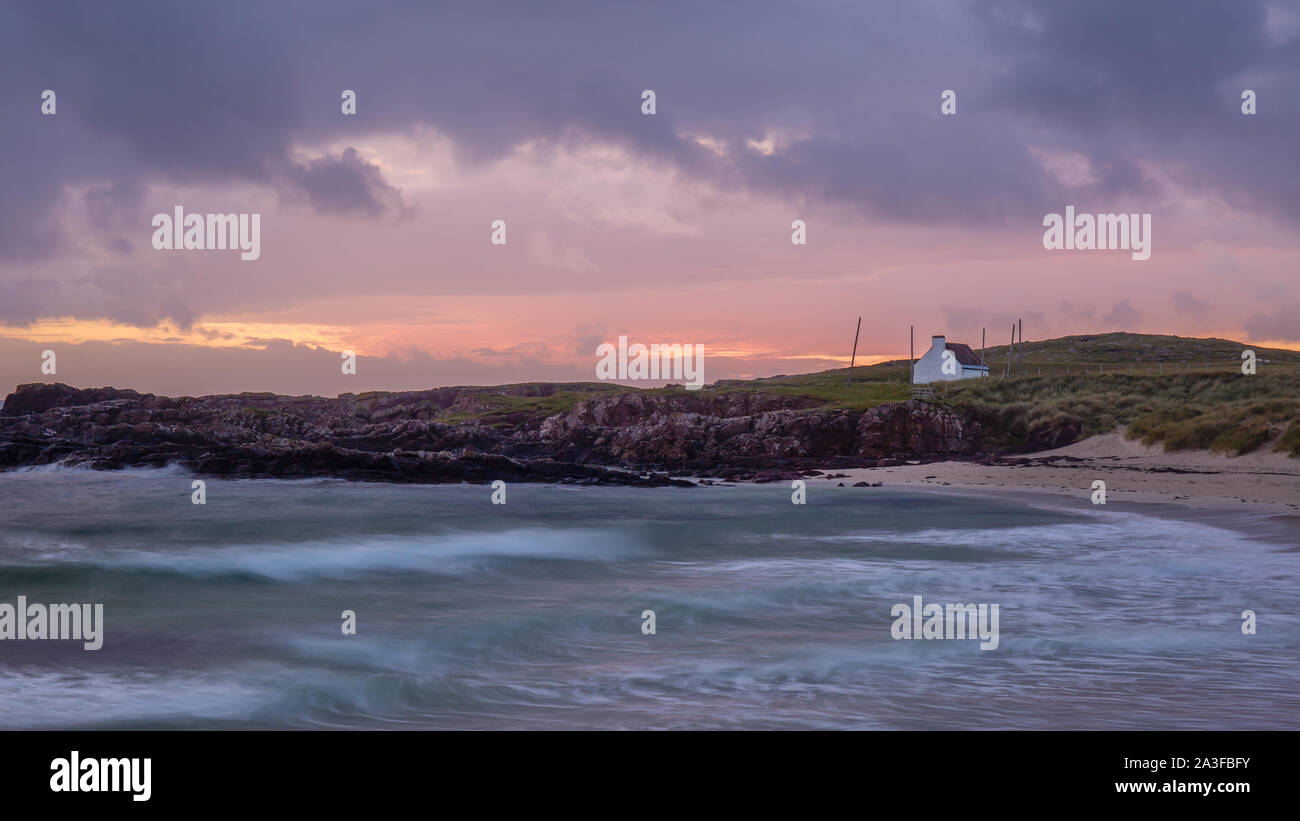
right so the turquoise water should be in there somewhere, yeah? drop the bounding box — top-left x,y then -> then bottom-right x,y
0,467 -> 1296,729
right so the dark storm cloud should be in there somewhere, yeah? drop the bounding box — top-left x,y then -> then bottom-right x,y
0,1 -> 402,268
280,148 -> 407,217
976,0 -> 1270,131
0,0 -> 1296,323
974,0 -> 1300,213
6,1 -> 1297,215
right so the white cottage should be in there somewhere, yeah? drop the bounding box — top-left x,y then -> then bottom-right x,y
912,335 -> 989,384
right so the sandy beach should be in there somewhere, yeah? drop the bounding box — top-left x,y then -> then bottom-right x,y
811,432 -> 1300,516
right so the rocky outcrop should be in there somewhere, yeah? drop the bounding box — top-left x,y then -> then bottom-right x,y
538,392 -> 859,465
853,401 -> 978,459
0,382 -> 997,483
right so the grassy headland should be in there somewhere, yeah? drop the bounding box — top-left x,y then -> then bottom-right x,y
322,333 -> 1300,458
692,333 -> 1300,457
867,333 -> 1300,456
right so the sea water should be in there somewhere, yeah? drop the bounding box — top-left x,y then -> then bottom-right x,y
0,467 -> 1296,729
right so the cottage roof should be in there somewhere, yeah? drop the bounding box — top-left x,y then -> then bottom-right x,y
944,342 -> 986,367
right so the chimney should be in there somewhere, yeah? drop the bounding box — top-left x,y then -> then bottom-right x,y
931,335 -> 945,352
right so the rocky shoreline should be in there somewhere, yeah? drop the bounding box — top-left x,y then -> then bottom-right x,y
0,381 -> 1054,486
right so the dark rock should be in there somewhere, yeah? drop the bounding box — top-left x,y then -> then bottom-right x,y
1,383 -> 151,416
0,381 -> 1068,484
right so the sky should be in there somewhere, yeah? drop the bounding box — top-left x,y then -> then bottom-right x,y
1,0 -> 1298,397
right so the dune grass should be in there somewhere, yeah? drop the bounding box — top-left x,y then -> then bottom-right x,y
1275,421 -> 1300,457
936,369 -> 1300,455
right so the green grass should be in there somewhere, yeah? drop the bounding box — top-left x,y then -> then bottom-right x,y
1208,424 -> 1273,456
976,331 -> 1300,368
381,333 -> 1300,456
936,369 -> 1300,454
438,389 -> 604,425
1275,422 -> 1300,456
712,365 -> 912,411
1125,398 -> 1296,455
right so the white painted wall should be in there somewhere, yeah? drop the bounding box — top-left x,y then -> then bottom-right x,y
912,335 -> 989,384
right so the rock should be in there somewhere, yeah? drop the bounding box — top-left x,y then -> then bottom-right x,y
853,400 -> 979,459
0,383 -> 150,416
0,381 -> 1064,484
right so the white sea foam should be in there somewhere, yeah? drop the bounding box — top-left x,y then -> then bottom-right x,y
794,513 -> 1274,552
0,669 -> 266,728
2,461 -> 194,477
67,528 -> 642,580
